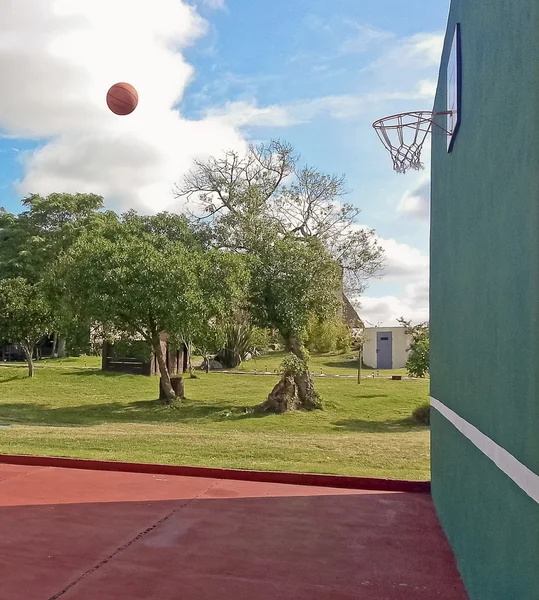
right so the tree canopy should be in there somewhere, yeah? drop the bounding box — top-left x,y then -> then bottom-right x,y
176,139 -> 385,294
54,212 -> 249,400
0,278 -> 54,377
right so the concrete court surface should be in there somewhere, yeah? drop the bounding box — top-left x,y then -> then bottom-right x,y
0,463 -> 468,599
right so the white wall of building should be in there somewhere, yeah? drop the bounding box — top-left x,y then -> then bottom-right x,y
362,326 -> 412,369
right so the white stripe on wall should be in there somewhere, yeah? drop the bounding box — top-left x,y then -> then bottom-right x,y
430,397 -> 539,504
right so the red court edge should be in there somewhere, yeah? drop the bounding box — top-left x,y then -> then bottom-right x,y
0,454 -> 430,493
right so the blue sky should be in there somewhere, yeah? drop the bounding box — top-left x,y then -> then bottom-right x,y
0,0 -> 449,324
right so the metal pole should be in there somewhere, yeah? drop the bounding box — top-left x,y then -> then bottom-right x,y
357,344 -> 362,384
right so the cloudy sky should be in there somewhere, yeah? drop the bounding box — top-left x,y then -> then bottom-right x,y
0,0 -> 448,326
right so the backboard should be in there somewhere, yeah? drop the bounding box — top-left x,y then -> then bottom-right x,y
446,24 -> 461,152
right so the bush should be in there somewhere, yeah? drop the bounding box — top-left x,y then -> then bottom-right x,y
305,315 -> 354,354
406,336 -> 429,378
250,326 -> 271,353
216,322 -> 255,368
110,339 -> 151,362
412,401 -> 430,425
278,351 -> 309,376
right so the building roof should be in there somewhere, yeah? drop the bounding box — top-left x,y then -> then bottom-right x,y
343,295 -> 363,328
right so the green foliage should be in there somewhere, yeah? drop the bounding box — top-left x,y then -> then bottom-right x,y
249,236 -> 341,342
217,321 -> 255,368
0,193 -> 105,284
0,194 -> 107,356
54,214 -> 248,396
110,339 -> 152,362
412,401 -> 430,425
398,318 -> 430,378
406,337 -> 430,378
192,320 -> 227,368
305,315 -> 354,354
177,140 -> 385,295
0,278 -> 54,375
0,278 -> 54,346
278,351 -> 310,377
250,326 -> 271,352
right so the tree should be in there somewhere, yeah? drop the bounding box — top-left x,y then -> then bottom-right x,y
176,140 -> 385,294
0,278 -> 54,377
0,193 -> 105,283
249,236 -> 341,412
54,214 -> 248,402
398,317 -> 430,378
0,193 -> 106,357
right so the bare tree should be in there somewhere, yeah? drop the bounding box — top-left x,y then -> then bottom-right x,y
175,139 -> 385,294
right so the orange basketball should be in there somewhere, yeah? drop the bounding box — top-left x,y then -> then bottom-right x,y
106,82 -> 138,116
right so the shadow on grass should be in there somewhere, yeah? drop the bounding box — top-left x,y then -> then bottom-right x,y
0,374 -> 27,384
62,369 -> 132,378
0,397 -> 266,427
332,417 -> 426,433
321,360 -> 358,371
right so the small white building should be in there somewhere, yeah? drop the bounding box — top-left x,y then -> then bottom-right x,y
362,326 -> 412,370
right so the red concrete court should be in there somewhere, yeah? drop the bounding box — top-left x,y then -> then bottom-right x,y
0,463 -> 468,600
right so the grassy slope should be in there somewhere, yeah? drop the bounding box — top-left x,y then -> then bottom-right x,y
0,355 -> 430,480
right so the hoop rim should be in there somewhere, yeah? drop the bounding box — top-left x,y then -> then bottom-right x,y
372,110 -> 453,132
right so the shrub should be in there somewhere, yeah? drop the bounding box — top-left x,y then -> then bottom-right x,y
305,315 -> 354,354
216,322 -> 255,368
406,336 -> 429,378
250,326 -> 271,353
278,351 -> 310,376
412,401 -> 430,425
110,339 -> 151,362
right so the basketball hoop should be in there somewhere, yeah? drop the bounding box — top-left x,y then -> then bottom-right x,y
372,111 -> 453,174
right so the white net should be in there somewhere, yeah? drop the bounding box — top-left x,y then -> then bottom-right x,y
372,111 -> 439,174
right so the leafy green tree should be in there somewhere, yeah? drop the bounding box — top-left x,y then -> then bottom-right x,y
0,193 -> 106,356
398,317 -> 430,378
250,236 -> 341,411
54,215 -> 248,402
0,193 -> 105,283
0,278 -> 54,377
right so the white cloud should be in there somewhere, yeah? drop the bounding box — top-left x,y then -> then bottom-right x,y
338,22 -> 395,55
365,32 -> 444,73
349,234 -> 429,326
398,177 -> 430,221
357,281 -> 429,327
0,0 -> 245,212
206,82 -> 439,129
195,0 -> 226,9
377,236 -> 429,282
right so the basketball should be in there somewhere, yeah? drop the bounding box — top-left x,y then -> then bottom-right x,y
106,82 -> 138,116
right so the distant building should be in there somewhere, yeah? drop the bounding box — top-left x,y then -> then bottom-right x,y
362,326 -> 411,370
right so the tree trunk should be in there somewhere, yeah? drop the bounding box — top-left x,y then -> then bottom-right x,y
52,332 -> 58,358
256,374 -> 298,413
153,336 -> 175,403
256,334 -> 322,413
57,336 -> 66,358
286,334 -> 321,410
187,342 -> 195,377
23,345 -> 35,378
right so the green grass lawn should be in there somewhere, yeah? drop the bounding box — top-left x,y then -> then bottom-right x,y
0,355 -> 430,480
230,350 -> 413,378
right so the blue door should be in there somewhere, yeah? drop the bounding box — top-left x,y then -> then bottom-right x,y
376,332 -> 392,369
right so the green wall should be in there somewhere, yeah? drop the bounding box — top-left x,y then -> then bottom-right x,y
430,0 -> 539,597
